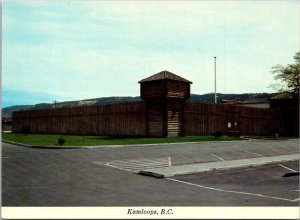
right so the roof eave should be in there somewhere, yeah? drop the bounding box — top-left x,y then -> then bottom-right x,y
139,78 -> 192,84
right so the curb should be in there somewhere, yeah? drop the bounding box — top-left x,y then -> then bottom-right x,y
86,138 -> 252,148
113,139 -> 251,147
1,140 -> 85,149
139,171 -> 164,179
139,154 -> 300,178
2,137 -> 295,149
2,139 -> 250,149
244,136 -> 299,141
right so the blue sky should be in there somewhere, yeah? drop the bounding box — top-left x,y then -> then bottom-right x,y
3,1 -> 299,107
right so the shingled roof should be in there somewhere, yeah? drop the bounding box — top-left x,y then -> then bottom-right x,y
139,70 -> 192,83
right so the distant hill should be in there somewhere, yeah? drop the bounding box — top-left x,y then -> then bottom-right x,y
2,97 -> 142,116
2,93 -> 275,116
2,105 -> 33,117
188,93 -> 275,103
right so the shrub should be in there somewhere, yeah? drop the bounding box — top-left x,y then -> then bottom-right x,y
57,137 -> 66,145
212,131 -> 222,138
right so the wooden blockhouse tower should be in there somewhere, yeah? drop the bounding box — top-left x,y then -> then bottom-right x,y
139,70 -> 192,137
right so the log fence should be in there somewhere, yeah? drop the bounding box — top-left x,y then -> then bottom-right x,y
12,102 -> 284,137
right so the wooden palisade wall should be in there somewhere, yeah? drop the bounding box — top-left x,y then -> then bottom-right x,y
184,102 -> 283,136
13,101 -> 284,137
12,102 -> 146,136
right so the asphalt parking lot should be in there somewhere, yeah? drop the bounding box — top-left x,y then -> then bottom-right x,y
2,139 -> 299,206
169,161 -> 299,206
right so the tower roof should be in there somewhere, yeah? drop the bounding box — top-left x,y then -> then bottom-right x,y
139,70 -> 192,83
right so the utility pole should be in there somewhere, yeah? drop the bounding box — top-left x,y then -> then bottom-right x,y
214,56 -> 217,104
54,100 -> 57,109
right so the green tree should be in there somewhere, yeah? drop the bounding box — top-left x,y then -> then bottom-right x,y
270,51 -> 300,94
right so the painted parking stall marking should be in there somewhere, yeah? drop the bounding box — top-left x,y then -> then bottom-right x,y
166,177 -> 299,203
244,151 -> 299,173
93,157 -> 172,173
211,153 -> 225,161
244,150 -> 265,157
278,164 -> 298,173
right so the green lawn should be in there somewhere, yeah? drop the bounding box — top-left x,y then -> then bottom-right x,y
2,133 -> 242,147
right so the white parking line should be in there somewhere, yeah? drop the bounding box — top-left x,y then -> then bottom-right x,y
93,161 -> 135,173
278,164 -> 298,173
244,151 -> 299,172
93,157 -> 172,173
168,157 -> 172,167
166,178 -> 298,202
108,158 -> 168,164
211,153 -> 225,161
2,157 -> 10,159
244,151 -> 264,157
107,161 -> 168,166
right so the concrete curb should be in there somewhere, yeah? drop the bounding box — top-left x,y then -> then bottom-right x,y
244,136 -> 299,141
110,139 -> 251,147
139,154 -> 300,178
2,137 -> 296,149
1,140 -> 84,149
2,139 -> 251,149
81,139 -> 251,148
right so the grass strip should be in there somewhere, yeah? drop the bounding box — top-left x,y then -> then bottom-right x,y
2,133 -> 242,147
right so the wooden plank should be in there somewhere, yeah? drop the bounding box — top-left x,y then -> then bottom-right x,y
11,101 -> 286,137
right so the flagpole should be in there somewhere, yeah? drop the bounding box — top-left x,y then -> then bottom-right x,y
214,56 -> 217,104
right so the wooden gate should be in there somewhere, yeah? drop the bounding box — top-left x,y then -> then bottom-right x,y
166,100 -> 184,137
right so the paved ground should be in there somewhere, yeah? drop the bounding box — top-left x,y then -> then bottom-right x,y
2,139 -> 299,206
169,161 -> 299,205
